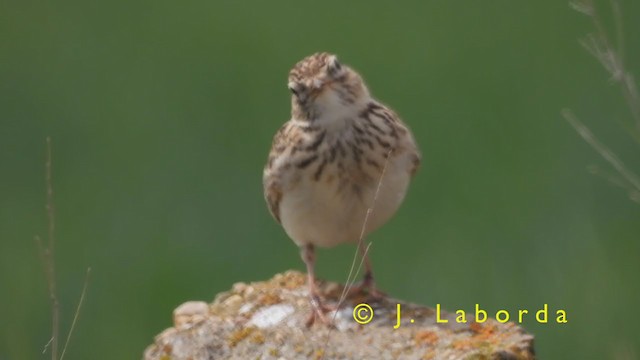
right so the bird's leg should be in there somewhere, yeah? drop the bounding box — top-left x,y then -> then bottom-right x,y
348,242 -> 386,298
361,249 -> 386,298
301,244 -> 334,326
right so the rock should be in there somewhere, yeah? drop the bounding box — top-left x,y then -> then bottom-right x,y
143,271 -> 535,360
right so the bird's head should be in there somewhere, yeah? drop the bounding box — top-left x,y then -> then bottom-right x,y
288,52 -> 369,121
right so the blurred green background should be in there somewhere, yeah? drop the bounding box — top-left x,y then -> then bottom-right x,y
2,0 -> 639,359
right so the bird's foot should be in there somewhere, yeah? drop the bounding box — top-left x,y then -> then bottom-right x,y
305,294 -> 337,328
346,274 -> 386,299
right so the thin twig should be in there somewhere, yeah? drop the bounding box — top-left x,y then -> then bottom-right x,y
319,149 -> 393,359
562,108 -> 640,192
587,165 -> 640,203
37,137 -> 91,359
574,0 -> 640,132
567,0 -> 640,203
569,0 -> 594,16
41,136 -> 59,360
605,0 -> 640,131
608,0 -> 624,70
41,337 -> 54,355
60,267 -> 92,360
339,149 -> 393,308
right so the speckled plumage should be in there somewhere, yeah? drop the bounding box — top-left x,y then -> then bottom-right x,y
262,52 -> 421,323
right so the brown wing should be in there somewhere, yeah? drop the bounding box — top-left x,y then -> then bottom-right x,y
392,112 -> 421,178
369,102 -> 421,178
263,122 -> 294,224
264,181 -> 283,223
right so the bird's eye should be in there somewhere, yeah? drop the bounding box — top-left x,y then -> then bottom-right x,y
327,57 -> 343,77
288,82 -> 306,97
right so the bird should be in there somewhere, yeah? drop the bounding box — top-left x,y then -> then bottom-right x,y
263,52 -> 420,324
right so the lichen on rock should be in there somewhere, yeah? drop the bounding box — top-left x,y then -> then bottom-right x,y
143,271 -> 535,360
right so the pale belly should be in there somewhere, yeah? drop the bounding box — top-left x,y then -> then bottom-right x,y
278,156 -> 411,248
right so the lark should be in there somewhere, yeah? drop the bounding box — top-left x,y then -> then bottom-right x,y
263,52 -> 420,324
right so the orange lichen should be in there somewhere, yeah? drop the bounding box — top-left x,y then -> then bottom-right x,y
469,321 -> 484,333
470,322 -> 503,344
161,343 -> 172,354
414,330 -> 439,345
259,292 -> 282,305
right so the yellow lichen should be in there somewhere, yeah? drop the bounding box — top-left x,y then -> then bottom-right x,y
421,350 -> 435,360
259,292 -> 282,306
313,349 -> 325,360
227,327 -> 254,347
251,331 -> 265,345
